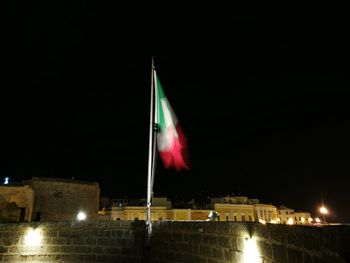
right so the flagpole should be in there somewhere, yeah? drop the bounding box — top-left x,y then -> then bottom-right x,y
146,57 -> 155,243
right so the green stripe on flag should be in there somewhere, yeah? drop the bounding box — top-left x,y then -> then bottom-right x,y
155,74 -> 166,130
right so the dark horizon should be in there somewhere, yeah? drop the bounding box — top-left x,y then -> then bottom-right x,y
3,2 -> 350,223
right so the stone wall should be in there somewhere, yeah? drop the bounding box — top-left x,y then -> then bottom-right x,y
0,185 -> 34,222
24,177 -> 100,221
0,221 -> 349,262
0,221 -> 144,262
150,222 -> 350,263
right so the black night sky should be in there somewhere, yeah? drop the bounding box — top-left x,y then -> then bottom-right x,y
3,2 -> 350,222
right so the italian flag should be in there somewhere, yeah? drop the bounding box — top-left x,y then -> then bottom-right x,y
154,70 -> 189,171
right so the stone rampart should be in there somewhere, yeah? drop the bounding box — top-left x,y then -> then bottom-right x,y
0,221 -> 144,262
150,222 -> 350,263
0,221 -> 349,262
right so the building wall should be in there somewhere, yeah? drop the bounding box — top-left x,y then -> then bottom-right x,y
254,203 -> 278,223
214,203 -> 255,222
107,207 -> 211,221
0,186 -> 34,222
150,222 -> 350,263
23,178 -> 100,222
0,221 -> 144,262
278,207 -> 295,224
294,212 -> 312,225
109,206 -> 168,221
167,209 -> 191,221
0,221 -> 349,262
191,210 -> 211,221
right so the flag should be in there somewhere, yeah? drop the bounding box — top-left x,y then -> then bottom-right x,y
154,70 -> 189,171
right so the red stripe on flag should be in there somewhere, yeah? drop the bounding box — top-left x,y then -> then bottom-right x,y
159,123 -> 189,171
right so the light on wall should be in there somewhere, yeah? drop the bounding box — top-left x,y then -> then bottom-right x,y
243,237 -> 260,263
258,219 -> 266,224
77,211 -> 87,221
24,228 -> 42,246
287,218 -> 294,225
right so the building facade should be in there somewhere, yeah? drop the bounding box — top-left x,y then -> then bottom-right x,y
23,177 -> 100,221
0,185 -> 34,222
210,196 -> 278,223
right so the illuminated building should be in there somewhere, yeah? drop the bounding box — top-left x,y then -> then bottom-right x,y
23,177 -> 100,221
277,206 -> 295,224
0,185 -> 34,222
100,197 -> 211,221
294,212 -> 312,225
277,206 -> 313,225
210,196 -> 278,223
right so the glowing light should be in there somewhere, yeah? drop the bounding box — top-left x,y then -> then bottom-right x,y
24,228 -> 42,246
207,211 -> 218,221
308,217 -> 313,223
320,206 -> 328,214
243,237 -> 260,263
3,177 -> 9,185
259,219 -> 266,224
287,218 -> 294,225
77,212 -> 86,221
270,219 -> 277,224
315,217 -> 321,223
300,217 -> 305,223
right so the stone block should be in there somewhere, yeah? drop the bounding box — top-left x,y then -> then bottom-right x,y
257,240 -> 273,260
287,248 -> 304,263
211,247 -> 224,259
74,245 -> 88,253
97,237 -> 110,246
85,237 -> 97,246
218,236 -> 231,249
172,232 -> 184,243
268,225 -> 288,244
189,233 -> 202,244
183,254 -> 194,263
207,258 -> 218,263
60,245 -> 74,253
236,237 -> 245,252
0,246 -> 8,254
199,244 -> 212,258
203,234 -> 218,247
72,237 -> 85,245
46,245 -> 61,253
92,246 -> 104,254
272,243 -> 287,262
223,248 -> 238,262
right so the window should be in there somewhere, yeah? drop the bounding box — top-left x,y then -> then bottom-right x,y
234,216 -> 237,221
248,215 -> 252,222
242,215 -> 246,221
226,216 -> 229,222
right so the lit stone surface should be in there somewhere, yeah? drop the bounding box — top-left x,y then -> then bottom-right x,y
0,221 -> 349,262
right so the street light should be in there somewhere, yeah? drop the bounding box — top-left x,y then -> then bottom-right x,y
319,206 -> 328,224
